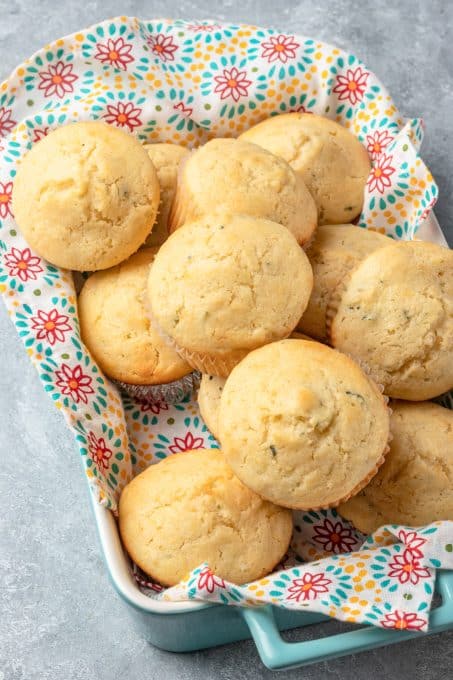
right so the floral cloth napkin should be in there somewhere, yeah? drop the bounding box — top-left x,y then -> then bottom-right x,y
163,514 -> 453,633
0,17 -> 449,631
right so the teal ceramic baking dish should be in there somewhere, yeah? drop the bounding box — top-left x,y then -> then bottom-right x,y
92,498 -> 453,670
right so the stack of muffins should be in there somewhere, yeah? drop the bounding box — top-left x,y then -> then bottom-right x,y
12,114 -> 453,588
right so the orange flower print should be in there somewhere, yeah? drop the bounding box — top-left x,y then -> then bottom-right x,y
55,363 -> 94,404
313,518 -> 358,554
147,34 -> 178,62
287,572 -> 332,602
214,67 -> 252,102
38,61 -> 78,98
4,247 -> 43,282
0,181 -> 13,219
381,610 -> 426,631
31,308 -> 71,345
87,431 -> 112,471
332,66 -> 368,106
366,130 -> 393,160
103,102 -> 142,132
367,153 -> 396,193
388,549 -> 431,585
261,34 -> 300,63
94,37 -> 134,70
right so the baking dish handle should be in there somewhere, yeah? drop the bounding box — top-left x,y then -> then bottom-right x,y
240,571 -> 453,671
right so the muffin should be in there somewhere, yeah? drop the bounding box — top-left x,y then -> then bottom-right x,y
12,122 -> 160,271
239,113 -> 371,224
78,248 -> 196,403
328,240 -> 453,400
219,339 -> 390,509
144,143 -> 190,247
298,224 -> 390,341
168,137 -> 317,245
148,214 -> 313,377
197,334 -> 313,439
338,401 -> 453,533
118,449 -> 293,586
197,375 -> 226,440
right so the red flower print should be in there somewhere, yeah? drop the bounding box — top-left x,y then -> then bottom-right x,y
313,518 -> 358,554
419,197 -> 437,223
133,565 -> 164,592
173,101 -> 193,118
214,67 -> 252,103
147,34 -> 178,62
367,153 -> 396,193
140,400 -> 169,415
197,567 -> 226,593
388,549 -> 430,585
289,104 -> 313,114
287,572 -> 332,602
398,530 -> 427,559
188,23 -> 221,32
38,61 -> 78,99
30,308 -> 71,345
103,102 -> 142,132
4,247 -> 43,282
87,431 -> 112,471
261,34 -> 300,64
0,107 -> 17,138
381,610 -> 426,631
0,181 -> 13,219
55,364 -> 94,404
169,431 -> 204,454
332,66 -> 368,106
32,127 -> 49,143
148,582 -> 164,592
366,130 -> 393,161
94,37 -> 134,71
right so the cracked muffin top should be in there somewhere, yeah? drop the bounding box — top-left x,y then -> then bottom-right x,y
239,112 -> 370,225
218,339 -> 390,510
118,448 -> 293,586
78,248 -> 191,385
147,213 -> 313,377
328,240 -> 453,400
339,400 -> 453,533
168,137 -> 317,246
12,121 -> 160,271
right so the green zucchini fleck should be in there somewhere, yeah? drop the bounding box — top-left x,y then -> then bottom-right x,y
346,391 -> 365,403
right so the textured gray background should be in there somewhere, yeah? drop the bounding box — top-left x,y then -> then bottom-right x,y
0,1 -> 452,679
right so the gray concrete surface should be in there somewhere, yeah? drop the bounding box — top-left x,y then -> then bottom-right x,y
0,1 -> 452,678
